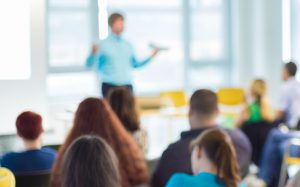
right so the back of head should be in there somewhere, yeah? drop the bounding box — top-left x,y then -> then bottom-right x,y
191,129 -> 240,187
52,97 -> 148,187
107,87 -> 140,133
16,111 -> 43,141
70,98 -> 109,138
250,79 -> 267,103
190,89 -> 218,119
284,61 -> 297,77
61,135 -> 120,187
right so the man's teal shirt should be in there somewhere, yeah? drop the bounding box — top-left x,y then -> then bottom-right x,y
86,33 -> 151,85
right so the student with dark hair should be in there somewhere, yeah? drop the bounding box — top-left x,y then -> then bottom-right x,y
1,111 -> 56,174
151,89 -> 251,187
166,129 -> 240,187
107,87 -> 148,154
51,98 -> 148,187
277,61 -> 300,128
60,135 -> 121,187
86,12 -> 161,97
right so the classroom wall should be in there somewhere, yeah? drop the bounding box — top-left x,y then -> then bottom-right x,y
0,0 -> 48,134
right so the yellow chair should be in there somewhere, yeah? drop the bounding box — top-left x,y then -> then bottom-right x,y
217,88 -> 245,128
0,168 -> 15,187
217,88 -> 245,106
160,91 -> 187,108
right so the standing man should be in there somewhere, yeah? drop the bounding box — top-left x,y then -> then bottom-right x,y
277,61 -> 300,128
86,13 -> 160,97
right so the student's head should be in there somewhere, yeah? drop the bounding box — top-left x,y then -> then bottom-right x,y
16,111 -> 43,142
189,89 -> 219,129
52,97 -> 148,187
190,129 -> 240,187
250,79 -> 267,103
61,135 -> 120,187
108,13 -> 124,35
107,87 -> 140,133
283,61 -> 297,81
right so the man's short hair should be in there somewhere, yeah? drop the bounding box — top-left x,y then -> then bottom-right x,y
16,111 -> 43,140
108,13 -> 124,27
285,61 -> 297,77
190,89 -> 218,116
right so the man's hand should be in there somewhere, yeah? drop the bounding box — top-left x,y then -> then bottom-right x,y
151,48 -> 161,58
91,44 -> 100,55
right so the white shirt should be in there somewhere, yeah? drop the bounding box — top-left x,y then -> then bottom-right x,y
279,78 -> 300,127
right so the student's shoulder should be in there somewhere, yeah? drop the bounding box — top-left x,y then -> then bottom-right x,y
40,147 -> 57,156
162,140 -> 186,156
223,127 -> 247,140
1,151 -> 17,163
166,173 -> 189,187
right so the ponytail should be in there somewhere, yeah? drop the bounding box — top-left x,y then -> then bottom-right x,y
250,79 -> 267,106
191,129 -> 240,187
214,140 -> 240,187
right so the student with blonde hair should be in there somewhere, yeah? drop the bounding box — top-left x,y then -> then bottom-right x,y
238,79 -> 274,126
166,128 -> 240,187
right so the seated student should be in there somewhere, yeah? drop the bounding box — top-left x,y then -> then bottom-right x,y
51,98 -> 148,187
60,135 -> 120,187
277,61 -> 300,128
259,128 -> 300,187
0,167 -> 15,187
107,87 -> 148,154
166,128 -> 240,187
237,79 -> 274,126
151,89 -> 251,187
1,111 -> 56,174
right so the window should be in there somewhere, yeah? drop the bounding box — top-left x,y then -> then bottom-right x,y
106,0 -> 231,93
48,0 -> 97,70
187,0 -> 231,89
107,0 -> 184,94
47,0 -> 99,98
47,0 -> 232,96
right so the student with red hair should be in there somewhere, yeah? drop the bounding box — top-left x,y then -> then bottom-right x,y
1,111 -> 56,174
50,98 -> 148,187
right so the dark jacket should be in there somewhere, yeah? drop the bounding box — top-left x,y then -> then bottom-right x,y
151,126 -> 252,187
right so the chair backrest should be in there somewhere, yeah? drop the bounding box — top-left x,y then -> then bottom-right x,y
0,168 -> 15,187
160,91 -> 187,108
15,171 -> 50,187
217,88 -> 244,106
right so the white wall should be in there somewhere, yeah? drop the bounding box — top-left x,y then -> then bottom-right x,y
0,0 -> 48,134
232,0 -> 283,105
